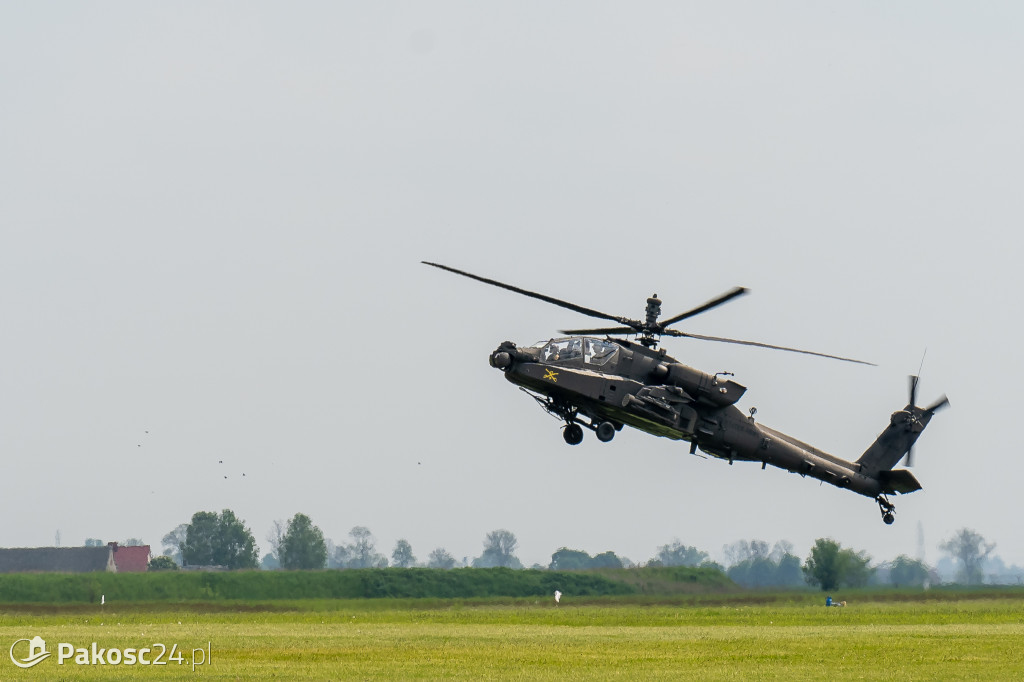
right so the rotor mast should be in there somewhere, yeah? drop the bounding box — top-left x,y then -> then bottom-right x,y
641,295 -> 662,347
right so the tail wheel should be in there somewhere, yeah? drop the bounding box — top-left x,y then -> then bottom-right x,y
877,495 -> 896,525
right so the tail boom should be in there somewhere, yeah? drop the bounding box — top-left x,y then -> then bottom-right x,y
752,425 -> 909,500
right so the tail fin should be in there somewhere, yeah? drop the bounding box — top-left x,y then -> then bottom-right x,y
856,404 -> 934,474
856,381 -> 948,478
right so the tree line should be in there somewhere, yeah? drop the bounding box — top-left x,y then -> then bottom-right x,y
147,509 -> 1009,589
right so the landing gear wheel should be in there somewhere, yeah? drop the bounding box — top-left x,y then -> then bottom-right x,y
562,423 -> 584,445
596,422 -> 616,443
876,495 -> 896,525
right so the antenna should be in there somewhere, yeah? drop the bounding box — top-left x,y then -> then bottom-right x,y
916,349 -> 928,382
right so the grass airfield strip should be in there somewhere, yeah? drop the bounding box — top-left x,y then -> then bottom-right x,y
2,597 -> 1023,680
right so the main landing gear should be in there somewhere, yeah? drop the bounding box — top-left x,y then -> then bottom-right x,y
876,495 -> 896,525
523,390 -> 618,446
596,421 -> 616,442
561,420 -> 616,445
562,423 -> 584,445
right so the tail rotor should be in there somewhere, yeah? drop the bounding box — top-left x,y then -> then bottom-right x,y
904,375 -> 949,467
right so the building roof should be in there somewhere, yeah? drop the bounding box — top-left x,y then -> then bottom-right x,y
0,547 -> 115,573
111,543 -> 150,572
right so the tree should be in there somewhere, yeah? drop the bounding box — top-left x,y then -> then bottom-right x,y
279,513 -> 327,570
770,541 -> 795,563
215,509 -> 260,569
343,526 -> 387,568
331,543 -> 352,569
888,555 -> 931,587
324,539 -> 339,568
261,552 -> 280,570
266,519 -> 286,560
473,529 -> 522,568
182,512 -> 219,566
122,538 -> 145,547
728,556 -> 778,588
161,523 -> 188,565
654,540 -> 708,567
391,539 -> 416,568
840,548 -> 873,588
940,528 -> 995,585
550,548 -> 592,571
802,538 -> 873,591
724,540 -> 770,566
776,553 -> 804,587
590,551 -> 624,569
428,548 -> 457,569
724,539 -> 803,588
148,555 -> 179,571
181,509 -> 259,569
803,539 -> 842,590
549,548 -> 624,570
84,538 -> 104,548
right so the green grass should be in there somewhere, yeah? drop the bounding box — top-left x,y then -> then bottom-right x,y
2,594 -> 1023,679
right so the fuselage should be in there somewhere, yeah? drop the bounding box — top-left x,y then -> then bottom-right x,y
489,336 -> 892,500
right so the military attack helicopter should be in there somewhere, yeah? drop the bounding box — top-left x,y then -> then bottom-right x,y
424,261 -> 948,524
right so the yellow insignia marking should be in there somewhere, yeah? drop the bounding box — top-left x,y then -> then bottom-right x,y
543,369 -> 559,382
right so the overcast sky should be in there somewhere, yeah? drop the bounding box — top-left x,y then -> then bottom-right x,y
3,3 -> 1022,570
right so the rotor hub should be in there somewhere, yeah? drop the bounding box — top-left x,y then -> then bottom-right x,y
644,295 -> 662,329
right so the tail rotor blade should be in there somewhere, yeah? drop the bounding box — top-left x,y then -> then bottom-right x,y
908,375 -> 919,407
926,395 -> 950,414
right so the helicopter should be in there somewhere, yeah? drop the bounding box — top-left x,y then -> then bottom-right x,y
423,261 -> 949,525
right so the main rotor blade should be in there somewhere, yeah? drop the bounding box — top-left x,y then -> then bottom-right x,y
663,330 -> 876,365
658,287 -> 749,329
558,326 -> 637,336
422,262 -> 628,325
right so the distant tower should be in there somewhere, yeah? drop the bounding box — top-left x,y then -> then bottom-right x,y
55,529 -> 61,547
917,521 -> 926,564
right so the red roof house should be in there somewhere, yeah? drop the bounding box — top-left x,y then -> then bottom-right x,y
109,542 -> 150,572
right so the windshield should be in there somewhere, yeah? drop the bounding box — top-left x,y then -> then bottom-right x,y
540,338 -> 618,366
585,338 -> 618,366
541,338 -> 583,362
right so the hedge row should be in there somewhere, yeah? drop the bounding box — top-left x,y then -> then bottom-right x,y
0,567 -> 642,603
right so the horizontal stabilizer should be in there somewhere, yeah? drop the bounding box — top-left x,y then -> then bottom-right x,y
878,469 -> 922,495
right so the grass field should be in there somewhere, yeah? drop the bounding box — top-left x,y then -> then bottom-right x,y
2,594 -> 1023,680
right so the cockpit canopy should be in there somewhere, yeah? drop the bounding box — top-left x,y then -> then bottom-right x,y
532,337 -> 620,366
